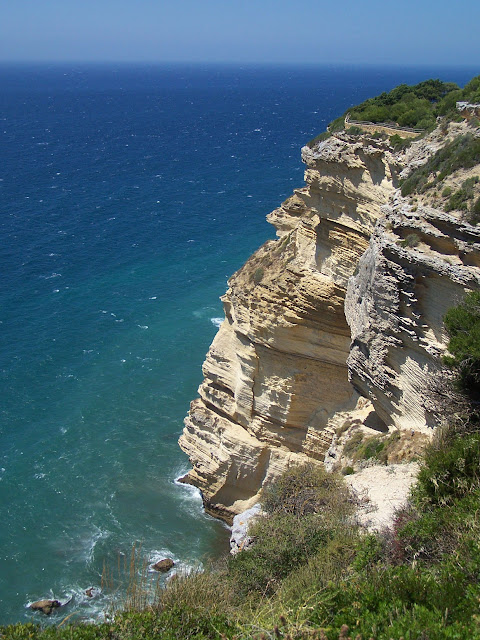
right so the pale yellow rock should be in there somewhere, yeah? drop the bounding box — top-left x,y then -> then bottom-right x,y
346,463 -> 419,531
179,122 -> 480,521
179,131 -> 401,520
345,196 -> 480,432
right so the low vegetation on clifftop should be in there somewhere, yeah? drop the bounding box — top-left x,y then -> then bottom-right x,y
347,76 -> 480,130
308,74 -> 480,147
4,77 -> 480,640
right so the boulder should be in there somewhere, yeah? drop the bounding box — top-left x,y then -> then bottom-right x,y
30,599 -> 61,615
152,558 -> 175,573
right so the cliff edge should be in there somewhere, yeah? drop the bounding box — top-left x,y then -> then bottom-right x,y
179,115 -> 480,522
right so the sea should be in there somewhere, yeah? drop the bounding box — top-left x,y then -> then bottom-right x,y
0,62 -> 476,625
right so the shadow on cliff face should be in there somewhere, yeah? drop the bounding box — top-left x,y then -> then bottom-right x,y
363,411 -> 388,433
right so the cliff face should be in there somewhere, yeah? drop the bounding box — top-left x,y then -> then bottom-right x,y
345,195 -> 480,432
179,121 -> 480,522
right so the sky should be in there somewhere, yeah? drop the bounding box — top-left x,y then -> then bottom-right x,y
1,0 -> 479,66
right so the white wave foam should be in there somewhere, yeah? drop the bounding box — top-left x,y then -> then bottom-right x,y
148,548 -> 179,571
174,471 -> 203,506
83,527 -> 111,566
147,550 -> 200,579
26,583 -> 108,625
210,317 -> 223,328
193,306 -> 216,319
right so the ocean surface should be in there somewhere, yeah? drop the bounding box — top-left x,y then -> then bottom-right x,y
0,63 -> 476,625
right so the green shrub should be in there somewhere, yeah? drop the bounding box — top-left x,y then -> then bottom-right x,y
328,115 -> 346,133
352,533 -> 384,571
444,290 -> 480,400
271,529 -> 358,609
306,129 -> 331,148
401,134 -> 480,196
342,430 -> 364,457
422,180 -> 435,191
261,463 -> 348,517
401,233 -> 420,248
445,176 -> 479,212
389,133 -> 402,147
469,195 -> 480,224
341,465 -> 354,475
413,431 -> 480,507
345,125 -> 363,136
229,511 -> 333,595
116,607 -> 237,639
228,465 -> 355,597
442,186 -> 452,197
252,266 -> 264,284
347,79 -> 458,130
307,115 -> 345,147
353,436 -> 385,462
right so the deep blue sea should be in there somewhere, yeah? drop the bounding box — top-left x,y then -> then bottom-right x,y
0,63 -> 476,625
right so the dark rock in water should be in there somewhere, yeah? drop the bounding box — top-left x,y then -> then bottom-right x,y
85,587 -> 96,598
30,599 -> 61,615
152,558 -> 175,572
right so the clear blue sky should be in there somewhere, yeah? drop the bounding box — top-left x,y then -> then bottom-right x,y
1,0 -> 479,66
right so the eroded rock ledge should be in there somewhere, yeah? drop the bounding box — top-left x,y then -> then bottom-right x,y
179,123 -> 480,522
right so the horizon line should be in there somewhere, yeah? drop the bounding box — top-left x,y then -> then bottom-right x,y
0,60 -> 479,69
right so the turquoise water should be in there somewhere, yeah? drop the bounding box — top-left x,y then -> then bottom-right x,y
0,63 -> 476,625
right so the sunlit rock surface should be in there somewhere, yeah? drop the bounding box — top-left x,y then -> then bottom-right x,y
179,122 -> 480,521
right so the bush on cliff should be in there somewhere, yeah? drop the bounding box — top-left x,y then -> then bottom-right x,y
308,75 -> 480,150
443,290 -> 480,404
347,78 -> 459,130
227,465 -> 357,598
400,133 -> 480,196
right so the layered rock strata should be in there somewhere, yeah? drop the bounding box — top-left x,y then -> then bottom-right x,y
345,197 -> 480,432
180,121 -> 480,522
180,133 -> 401,521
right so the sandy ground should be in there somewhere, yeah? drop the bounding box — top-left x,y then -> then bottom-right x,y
346,462 -> 419,531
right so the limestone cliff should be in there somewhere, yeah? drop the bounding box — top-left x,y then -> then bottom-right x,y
179,119 -> 480,523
